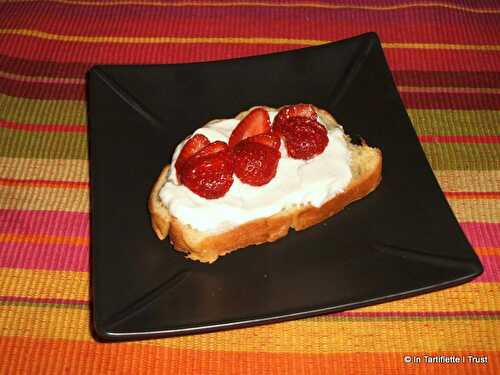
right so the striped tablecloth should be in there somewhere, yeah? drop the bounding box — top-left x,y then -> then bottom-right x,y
0,1 -> 498,374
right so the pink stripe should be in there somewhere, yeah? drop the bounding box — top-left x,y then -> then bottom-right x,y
461,223 -> 500,248
0,209 -> 89,237
0,241 -> 88,272
0,295 -> 87,306
418,135 -> 500,143
0,119 -> 86,132
475,256 -> 499,282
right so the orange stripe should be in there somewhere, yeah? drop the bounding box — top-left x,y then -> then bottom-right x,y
0,178 -> 88,189
0,337 -> 497,375
399,85 -> 500,94
1,29 -> 499,51
445,192 -> 500,199
0,70 -> 83,85
475,247 -> 500,256
0,233 -> 88,247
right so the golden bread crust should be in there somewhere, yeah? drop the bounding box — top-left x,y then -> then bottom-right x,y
149,105 -> 382,263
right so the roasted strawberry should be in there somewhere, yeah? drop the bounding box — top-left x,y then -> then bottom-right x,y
228,108 -> 271,148
175,133 -> 210,180
234,140 -> 280,186
282,118 -> 329,160
273,104 -> 317,134
245,133 -> 281,150
180,147 -> 234,199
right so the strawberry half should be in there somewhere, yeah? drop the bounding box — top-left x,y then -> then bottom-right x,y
228,108 -> 271,148
281,118 -> 329,160
245,133 -> 281,150
273,104 -> 317,135
175,133 -> 210,180
179,141 -> 234,199
233,140 -> 280,186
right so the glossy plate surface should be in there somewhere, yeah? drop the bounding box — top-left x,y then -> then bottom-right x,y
88,33 -> 482,341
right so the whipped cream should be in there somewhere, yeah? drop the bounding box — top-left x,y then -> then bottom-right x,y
159,110 -> 352,233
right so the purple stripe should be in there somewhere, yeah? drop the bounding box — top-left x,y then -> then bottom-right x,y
0,209 -> 89,237
0,242 -> 88,272
461,223 -> 500,248
0,295 -> 87,306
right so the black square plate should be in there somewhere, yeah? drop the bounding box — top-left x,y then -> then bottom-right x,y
88,33 -> 482,341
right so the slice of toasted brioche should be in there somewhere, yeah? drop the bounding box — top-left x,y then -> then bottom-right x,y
149,106 -> 382,263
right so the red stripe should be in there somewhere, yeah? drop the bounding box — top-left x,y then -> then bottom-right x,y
0,178 -> 89,189
0,209 -> 89,237
1,2 -> 499,45
0,77 -> 84,100
401,91 -> 500,110
445,192 -> 500,198
385,49 -> 500,72
0,55 -> 89,78
0,34 -> 294,63
0,119 -> 86,133
393,70 -> 500,88
3,74 -> 500,107
1,34 -> 498,72
418,135 -> 500,144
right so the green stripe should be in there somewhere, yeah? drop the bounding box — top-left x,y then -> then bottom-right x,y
422,143 -> 500,170
0,128 -> 88,159
0,300 -> 87,310
0,94 -> 85,125
409,109 -> 500,136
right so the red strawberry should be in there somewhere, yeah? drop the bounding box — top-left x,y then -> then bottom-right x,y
273,104 -> 317,135
245,133 -> 281,150
228,108 -> 271,148
180,147 -> 234,199
189,140 -> 228,160
282,118 -> 329,160
175,134 -> 210,179
234,140 -> 280,186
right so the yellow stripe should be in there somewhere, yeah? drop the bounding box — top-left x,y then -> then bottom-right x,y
0,70 -> 83,85
1,266 -> 496,312
1,28 -> 499,51
0,305 -> 497,352
358,283 -> 499,313
383,42 -> 500,51
0,268 -> 88,300
0,185 -> 89,212
399,86 -> 500,95
448,198 -> 500,222
4,70 -> 500,93
434,170 -> 500,193
0,158 -> 88,182
3,182 -> 494,222
0,29 -> 325,46
7,0 -> 500,15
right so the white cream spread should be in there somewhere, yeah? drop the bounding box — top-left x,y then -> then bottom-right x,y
159,110 -> 352,233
